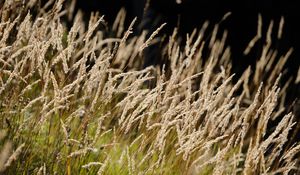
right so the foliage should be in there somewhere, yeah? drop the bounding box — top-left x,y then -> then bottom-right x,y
0,0 -> 299,174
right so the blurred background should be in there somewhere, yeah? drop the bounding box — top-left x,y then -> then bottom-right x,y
75,0 -> 299,73
76,0 -> 300,90
75,0 -> 299,107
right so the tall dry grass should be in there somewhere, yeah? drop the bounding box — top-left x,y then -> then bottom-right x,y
0,0 -> 299,174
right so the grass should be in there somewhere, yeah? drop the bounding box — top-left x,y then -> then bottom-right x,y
0,0 -> 299,174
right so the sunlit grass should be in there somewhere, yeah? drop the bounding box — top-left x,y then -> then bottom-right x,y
0,0 -> 299,174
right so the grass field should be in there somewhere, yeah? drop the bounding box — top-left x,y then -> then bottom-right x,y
0,0 -> 299,174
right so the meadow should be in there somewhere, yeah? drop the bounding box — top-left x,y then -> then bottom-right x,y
0,0 -> 299,174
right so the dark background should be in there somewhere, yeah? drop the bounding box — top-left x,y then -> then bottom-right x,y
75,0 -> 299,105
75,0 -> 299,73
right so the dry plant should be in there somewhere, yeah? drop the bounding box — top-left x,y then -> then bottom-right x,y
0,0 -> 299,174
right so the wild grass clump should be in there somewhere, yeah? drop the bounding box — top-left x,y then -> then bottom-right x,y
0,0 -> 299,174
